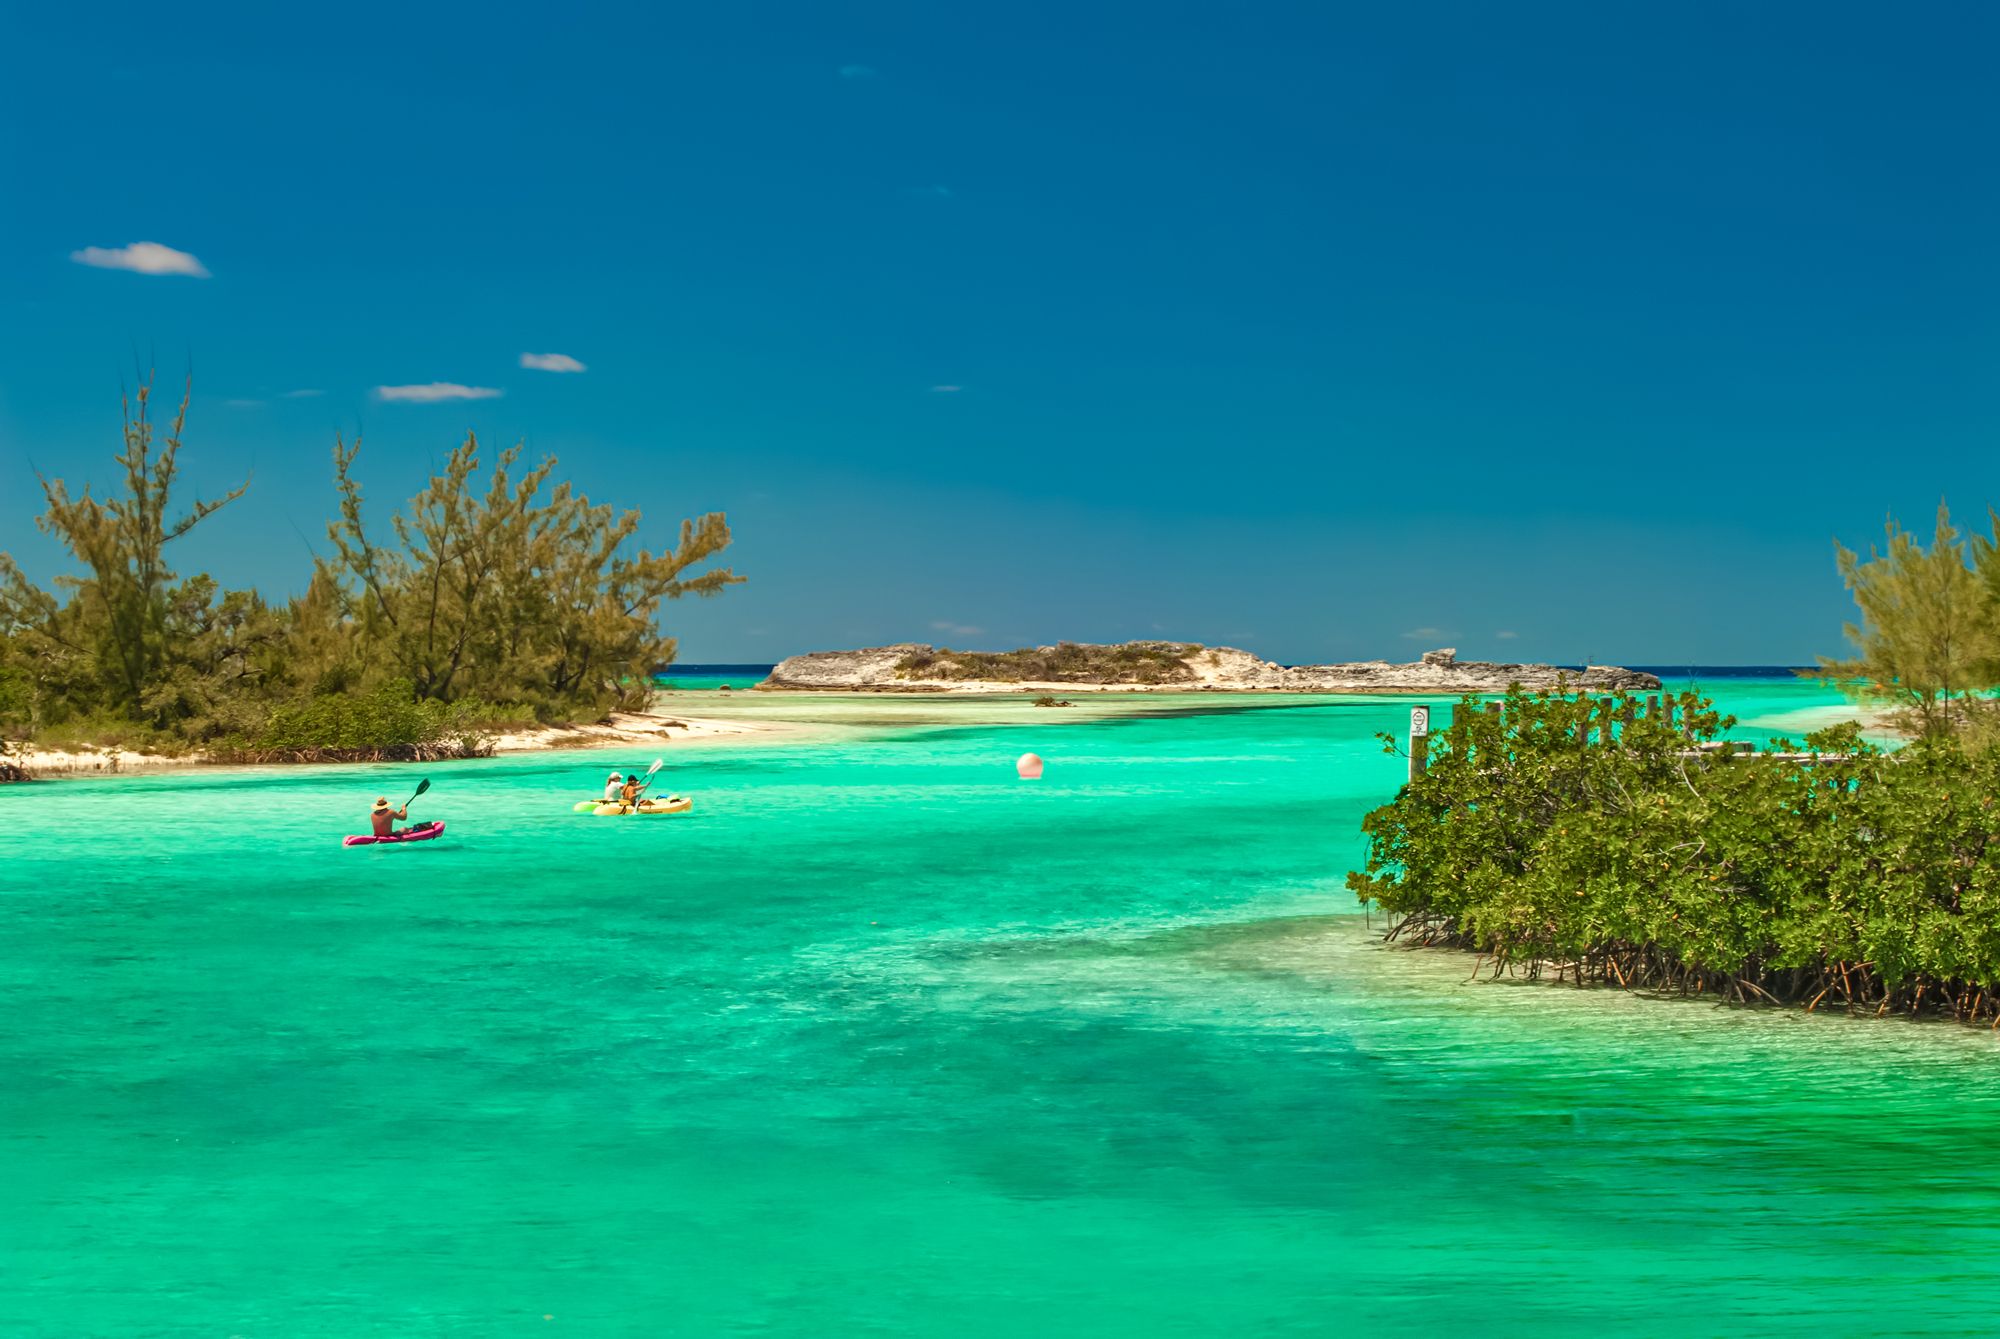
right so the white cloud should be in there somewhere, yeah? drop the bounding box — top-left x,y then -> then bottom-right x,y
70,241 -> 210,277
931,620 -> 984,639
375,383 -> 503,403
1400,627 -> 1445,640
1495,630 -> 1519,640
223,398 -> 263,408
520,352 -> 587,373
281,388 -> 325,398
839,64 -> 878,79
930,384 -> 963,393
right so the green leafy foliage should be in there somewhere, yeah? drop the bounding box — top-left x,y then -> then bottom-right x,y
0,381 -> 265,735
226,681 -> 517,763
1821,503 -> 2000,738
319,431 -> 741,718
897,641 -> 1200,683
0,379 -> 742,761
1350,687 -> 2000,1021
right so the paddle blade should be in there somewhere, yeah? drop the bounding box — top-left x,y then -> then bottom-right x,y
646,758 -> 665,775
407,778 -> 431,802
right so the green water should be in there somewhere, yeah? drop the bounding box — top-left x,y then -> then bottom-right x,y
6,679 -> 1996,1336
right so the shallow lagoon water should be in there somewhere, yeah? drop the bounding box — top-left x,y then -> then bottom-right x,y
5,679 -> 1996,1335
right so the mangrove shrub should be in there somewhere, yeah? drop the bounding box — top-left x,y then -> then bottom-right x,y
1349,688 -> 2000,1023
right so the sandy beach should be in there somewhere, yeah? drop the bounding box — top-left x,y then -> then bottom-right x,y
10,707 -> 815,778
6,680 -> 1902,781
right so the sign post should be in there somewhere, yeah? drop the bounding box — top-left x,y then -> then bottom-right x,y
1408,705 -> 1430,782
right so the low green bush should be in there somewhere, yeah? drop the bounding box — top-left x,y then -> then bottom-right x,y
225,681 -> 503,763
1349,686 -> 2000,1022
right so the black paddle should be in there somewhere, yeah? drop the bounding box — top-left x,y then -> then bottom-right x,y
401,777 -> 431,830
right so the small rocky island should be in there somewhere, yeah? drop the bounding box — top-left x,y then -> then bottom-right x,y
761,642 -> 1660,694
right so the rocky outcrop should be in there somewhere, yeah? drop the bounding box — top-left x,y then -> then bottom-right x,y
761,642 -> 1660,694
760,644 -> 934,689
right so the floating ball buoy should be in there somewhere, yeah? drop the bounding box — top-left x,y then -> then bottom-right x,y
1016,752 -> 1044,779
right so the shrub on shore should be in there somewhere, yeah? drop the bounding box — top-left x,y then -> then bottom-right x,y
216,681 -> 521,763
1349,687 -> 2000,1025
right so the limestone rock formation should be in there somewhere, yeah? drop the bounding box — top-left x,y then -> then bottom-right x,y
760,642 -> 1660,694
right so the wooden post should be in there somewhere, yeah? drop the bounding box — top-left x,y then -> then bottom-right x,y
1646,694 -> 1660,722
1598,697 -> 1614,746
1408,705 -> 1430,783
1483,702 -> 1501,719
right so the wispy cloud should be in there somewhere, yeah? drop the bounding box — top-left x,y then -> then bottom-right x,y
839,64 -> 878,79
375,383 -> 503,403
930,384 -> 963,393
223,398 -> 263,408
70,241 -> 209,277
1495,630 -> 1519,640
520,352 -> 586,373
281,388 -> 324,398
931,620 -> 984,639
1401,627 -> 1446,640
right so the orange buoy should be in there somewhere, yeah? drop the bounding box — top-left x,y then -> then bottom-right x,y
1016,752 -> 1044,779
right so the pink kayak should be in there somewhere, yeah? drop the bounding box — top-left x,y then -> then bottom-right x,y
343,820 -> 446,848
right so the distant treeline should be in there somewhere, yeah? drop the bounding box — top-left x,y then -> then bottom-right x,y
1352,689 -> 2000,1025
0,380 -> 740,763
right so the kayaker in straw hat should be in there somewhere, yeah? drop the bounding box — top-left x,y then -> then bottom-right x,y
370,796 -> 408,838
603,770 -> 626,803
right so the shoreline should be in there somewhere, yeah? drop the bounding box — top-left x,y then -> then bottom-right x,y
3,677 -> 1894,782
6,709 -> 815,781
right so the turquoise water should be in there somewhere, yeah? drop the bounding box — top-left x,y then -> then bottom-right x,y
653,664 -> 773,692
6,679 -> 1996,1335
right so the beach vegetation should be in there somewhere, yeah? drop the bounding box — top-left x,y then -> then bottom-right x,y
1351,687 -> 2000,1024
0,381 -> 269,736
898,641 -> 1199,683
1821,503 -> 2000,739
0,378 -> 742,760
319,431 -> 741,717
222,680 -> 521,763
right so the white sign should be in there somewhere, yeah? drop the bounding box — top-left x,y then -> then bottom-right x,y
1410,706 -> 1430,735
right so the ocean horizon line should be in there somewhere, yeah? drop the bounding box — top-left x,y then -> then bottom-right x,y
659,662 -> 1823,680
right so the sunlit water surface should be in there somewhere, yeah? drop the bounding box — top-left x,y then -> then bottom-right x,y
7,678 -> 1994,1336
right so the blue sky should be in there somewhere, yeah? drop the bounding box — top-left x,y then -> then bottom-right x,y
3,1 -> 1997,665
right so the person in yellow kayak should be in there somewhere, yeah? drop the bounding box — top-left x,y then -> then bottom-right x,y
619,773 -> 645,811
370,796 -> 409,838
603,770 -> 626,803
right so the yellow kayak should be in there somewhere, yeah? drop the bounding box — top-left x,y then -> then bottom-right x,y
580,796 -> 692,816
